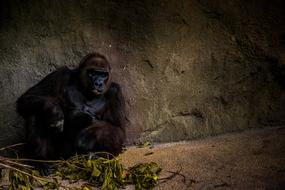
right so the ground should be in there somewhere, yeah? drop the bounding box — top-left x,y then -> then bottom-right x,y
121,126 -> 285,189
0,127 -> 284,189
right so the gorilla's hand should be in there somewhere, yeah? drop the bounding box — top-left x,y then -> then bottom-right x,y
43,105 -> 64,133
69,110 -> 94,127
76,123 -> 125,156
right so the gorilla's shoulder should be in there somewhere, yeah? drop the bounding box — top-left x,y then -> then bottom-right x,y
48,66 -> 72,77
106,82 -> 122,97
110,82 -> 122,92
40,66 -> 72,83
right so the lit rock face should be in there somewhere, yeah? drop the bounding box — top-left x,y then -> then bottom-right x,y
0,0 -> 284,145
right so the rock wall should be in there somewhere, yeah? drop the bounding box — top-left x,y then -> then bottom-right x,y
0,0 -> 285,145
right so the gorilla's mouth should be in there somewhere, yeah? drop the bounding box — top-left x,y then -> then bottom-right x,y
92,88 -> 103,95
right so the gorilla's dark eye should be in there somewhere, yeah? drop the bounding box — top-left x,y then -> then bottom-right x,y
96,71 -> 109,78
87,70 -> 95,78
87,69 -> 109,78
89,71 -> 109,78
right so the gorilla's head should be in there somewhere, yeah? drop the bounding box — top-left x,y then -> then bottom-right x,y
78,53 -> 112,95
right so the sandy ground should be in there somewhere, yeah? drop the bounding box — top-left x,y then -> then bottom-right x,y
121,127 -> 285,190
1,127 -> 284,189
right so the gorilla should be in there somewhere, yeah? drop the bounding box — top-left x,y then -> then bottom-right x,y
17,52 -> 126,160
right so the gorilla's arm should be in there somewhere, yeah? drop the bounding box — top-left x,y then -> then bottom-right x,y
17,67 -> 73,160
103,82 -> 126,128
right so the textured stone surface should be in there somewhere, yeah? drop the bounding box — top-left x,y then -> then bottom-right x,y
0,0 -> 285,145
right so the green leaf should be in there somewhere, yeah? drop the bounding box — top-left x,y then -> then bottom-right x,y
92,166 -> 101,177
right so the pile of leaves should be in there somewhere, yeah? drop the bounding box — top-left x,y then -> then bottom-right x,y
54,154 -> 161,190
0,152 -> 161,190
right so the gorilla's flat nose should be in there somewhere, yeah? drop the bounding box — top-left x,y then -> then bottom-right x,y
95,81 -> 102,87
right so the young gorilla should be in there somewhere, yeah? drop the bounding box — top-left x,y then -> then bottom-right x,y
17,53 -> 126,160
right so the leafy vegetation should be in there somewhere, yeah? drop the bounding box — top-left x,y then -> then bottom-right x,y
0,152 -> 161,190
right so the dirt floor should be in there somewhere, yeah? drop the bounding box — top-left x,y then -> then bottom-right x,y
121,127 -> 285,190
0,127 -> 284,189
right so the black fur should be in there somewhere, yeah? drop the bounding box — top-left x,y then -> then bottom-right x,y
17,53 -> 126,160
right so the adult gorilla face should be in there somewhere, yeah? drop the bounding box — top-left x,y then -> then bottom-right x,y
78,53 -> 111,95
87,69 -> 109,95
